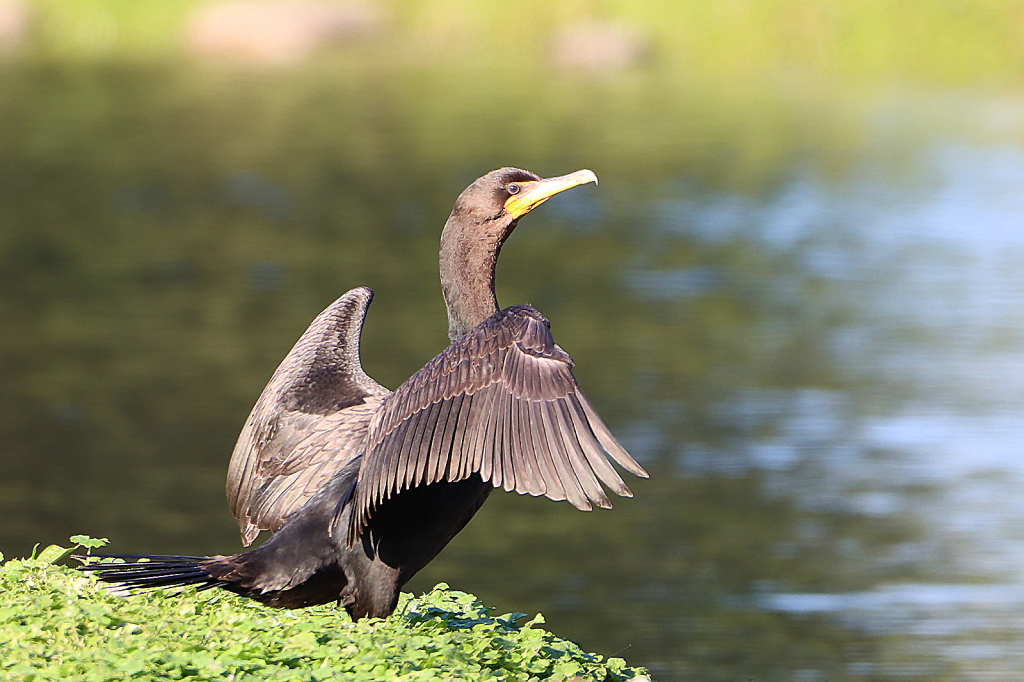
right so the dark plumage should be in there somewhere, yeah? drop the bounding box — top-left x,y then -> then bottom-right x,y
79,167 -> 648,620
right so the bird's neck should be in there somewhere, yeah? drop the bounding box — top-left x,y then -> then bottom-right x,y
439,218 -> 506,342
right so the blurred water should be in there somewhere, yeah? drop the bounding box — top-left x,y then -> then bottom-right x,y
630,139 -> 1024,678
2,66 -> 1023,680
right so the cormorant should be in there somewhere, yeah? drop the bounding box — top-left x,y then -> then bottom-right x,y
80,168 -> 648,620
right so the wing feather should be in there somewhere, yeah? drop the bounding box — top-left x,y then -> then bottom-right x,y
509,398 -> 536,494
401,408 -> 426,492
555,400 -> 612,509
468,384 -> 496,476
565,395 -> 632,497
225,287 -> 390,545
500,390 -> 516,492
447,392 -> 472,480
442,393 -> 465,477
542,400 -> 590,510
578,396 -> 650,478
529,399 -> 564,501
488,390 -> 507,487
428,395 -> 457,485
349,305 -> 647,542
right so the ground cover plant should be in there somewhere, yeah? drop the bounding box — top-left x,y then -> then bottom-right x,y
0,537 -> 650,681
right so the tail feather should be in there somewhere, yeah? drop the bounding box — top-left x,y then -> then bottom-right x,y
76,548 -> 349,609
76,554 -> 221,593
75,465 -> 362,609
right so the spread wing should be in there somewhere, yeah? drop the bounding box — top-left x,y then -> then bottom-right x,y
226,287 -> 390,546
349,304 -> 647,543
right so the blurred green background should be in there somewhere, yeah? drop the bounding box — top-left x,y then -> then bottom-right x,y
3,1 -> 1024,680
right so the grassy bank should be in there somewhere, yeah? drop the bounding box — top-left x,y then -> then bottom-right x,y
0,538 -> 650,681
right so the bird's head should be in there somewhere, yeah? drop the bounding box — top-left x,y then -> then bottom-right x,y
439,167 -> 599,340
448,167 -> 599,241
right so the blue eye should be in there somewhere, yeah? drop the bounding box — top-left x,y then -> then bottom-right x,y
507,184 -> 520,195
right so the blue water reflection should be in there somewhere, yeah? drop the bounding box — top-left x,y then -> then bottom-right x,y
635,139 -> 1024,676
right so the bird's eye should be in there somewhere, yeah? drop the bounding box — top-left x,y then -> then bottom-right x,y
507,183 -> 520,195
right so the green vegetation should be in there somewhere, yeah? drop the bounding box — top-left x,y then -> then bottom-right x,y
17,0 -> 1024,86
0,536 -> 650,681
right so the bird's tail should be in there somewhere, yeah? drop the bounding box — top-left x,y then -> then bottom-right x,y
76,554 -> 227,593
75,512 -> 349,609
76,462 -> 361,609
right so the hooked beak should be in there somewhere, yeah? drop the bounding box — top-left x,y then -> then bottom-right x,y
503,169 -> 598,219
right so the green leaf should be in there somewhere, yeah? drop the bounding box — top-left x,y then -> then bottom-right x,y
70,535 -> 110,549
499,612 -> 529,625
525,613 -> 546,628
37,544 -> 75,565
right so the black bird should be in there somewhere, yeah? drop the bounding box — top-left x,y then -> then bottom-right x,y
80,168 -> 648,620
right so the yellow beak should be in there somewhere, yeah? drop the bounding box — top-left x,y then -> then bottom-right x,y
503,169 -> 599,219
